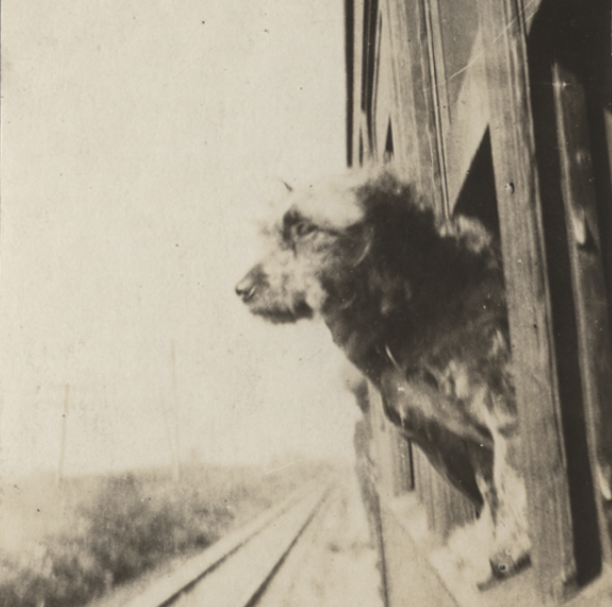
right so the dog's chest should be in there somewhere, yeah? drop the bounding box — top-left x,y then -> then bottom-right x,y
379,313 -> 511,448
380,363 -> 494,447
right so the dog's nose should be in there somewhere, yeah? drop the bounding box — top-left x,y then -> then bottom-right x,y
235,276 -> 257,302
236,264 -> 267,302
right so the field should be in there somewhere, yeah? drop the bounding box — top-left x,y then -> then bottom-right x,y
0,460 -> 331,607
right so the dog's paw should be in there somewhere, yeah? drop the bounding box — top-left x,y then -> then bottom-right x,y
477,551 -> 531,590
454,551 -> 495,588
445,518 -> 497,588
488,518 -> 532,581
451,549 -> 531,591
445,514 -> 531,590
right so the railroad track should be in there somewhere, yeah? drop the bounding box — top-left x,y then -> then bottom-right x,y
124,478 -> 334,607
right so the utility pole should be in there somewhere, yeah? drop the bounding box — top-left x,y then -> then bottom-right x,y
171,341 -> 181,482
56,384 -> 70,487
161,397 -> 179,480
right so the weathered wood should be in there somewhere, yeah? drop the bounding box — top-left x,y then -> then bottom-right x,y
477,0 -> 576,601
391,432 -> 413,494
368,384 -> 405,501
413,445 -> 437,529
344,0 -> 355,167
372,14 -> 392,159
351,0 -> 366,165
381,0 -> 446,212
552,61 -> 612,566
361,0 -> 380,148
380,0 -> 423,178
421,0 -> 451,214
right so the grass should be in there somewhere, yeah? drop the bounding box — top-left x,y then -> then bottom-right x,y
0,460 -> 331,607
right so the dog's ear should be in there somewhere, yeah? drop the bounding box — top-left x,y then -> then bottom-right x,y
347,223 -> 413,315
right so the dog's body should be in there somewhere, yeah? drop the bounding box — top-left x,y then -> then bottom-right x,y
236,170 -> 529,583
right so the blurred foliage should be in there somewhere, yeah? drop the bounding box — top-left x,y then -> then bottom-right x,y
0,460 -> 331,607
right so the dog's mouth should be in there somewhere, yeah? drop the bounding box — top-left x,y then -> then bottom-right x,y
235,270 -> 314,324
239,284 -> 257,302
257,301 -> 314,324
245,296 -> 314,324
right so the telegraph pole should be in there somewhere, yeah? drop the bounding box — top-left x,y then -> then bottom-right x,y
171,341 -> 181,481
56,384 -> 70,487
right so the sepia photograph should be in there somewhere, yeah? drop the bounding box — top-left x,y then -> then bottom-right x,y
1,1 -> 611,606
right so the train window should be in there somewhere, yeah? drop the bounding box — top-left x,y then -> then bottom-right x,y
383,119 -> 393,164
430,0 -> 480,115
452,130 -> 499,237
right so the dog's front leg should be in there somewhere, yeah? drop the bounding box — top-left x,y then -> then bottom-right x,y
487,427 -> 531,578
380,372 -> 485,505
447,418 -> 530,588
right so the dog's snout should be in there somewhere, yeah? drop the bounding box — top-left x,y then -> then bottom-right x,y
235,264 -> 265,302
235,277 -> 256,301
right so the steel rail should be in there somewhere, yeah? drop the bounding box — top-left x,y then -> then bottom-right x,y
123,478 -> 332,607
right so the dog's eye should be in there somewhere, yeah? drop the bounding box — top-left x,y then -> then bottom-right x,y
294,222 -> 317,238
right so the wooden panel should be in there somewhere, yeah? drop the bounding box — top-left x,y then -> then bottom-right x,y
372,12 -> 395,161
391,433 -> 413,494
411,443 -> 475,539
421,0 -> 451,213
344,0 -> 355,166
368,383 -> 406,501
477,0 -> 576,601
381,0 -> 446,212
552,61 -> 612,565
414,445 -> 437,529
351,0 -> 366,165
362,0 -> 380,149
379,0 -> 421,176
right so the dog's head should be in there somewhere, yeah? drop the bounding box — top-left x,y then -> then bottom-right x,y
235,173 -> 375,323
235,169 -> 493,326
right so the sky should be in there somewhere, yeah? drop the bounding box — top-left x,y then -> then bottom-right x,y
0,0 -> 360,477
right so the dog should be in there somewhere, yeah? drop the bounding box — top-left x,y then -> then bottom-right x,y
235,169 -> 530,585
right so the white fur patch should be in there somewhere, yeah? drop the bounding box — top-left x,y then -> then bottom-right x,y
289,184 -> 364,231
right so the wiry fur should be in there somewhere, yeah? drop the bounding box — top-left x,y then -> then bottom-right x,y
236,169 -> 530,585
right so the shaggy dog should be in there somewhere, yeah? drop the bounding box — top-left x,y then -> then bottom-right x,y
235,169 -> 530,584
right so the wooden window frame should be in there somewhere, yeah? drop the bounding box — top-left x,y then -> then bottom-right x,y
479,0 -> 612,601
